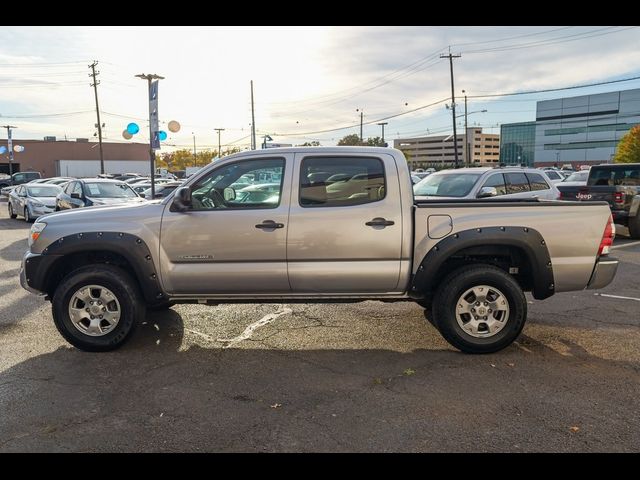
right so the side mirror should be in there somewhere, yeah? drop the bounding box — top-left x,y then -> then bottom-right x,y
139,192 -> 146,198
71,192 -> 81,199
477,186 -> 498,199
171,186 -> 192,212
223,187 -> 236,201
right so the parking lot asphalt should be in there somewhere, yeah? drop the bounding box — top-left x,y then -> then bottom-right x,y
0,206 -> 639,452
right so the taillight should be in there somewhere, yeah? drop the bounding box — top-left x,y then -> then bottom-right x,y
613,192 -> 625,204
598,214 -> 615,257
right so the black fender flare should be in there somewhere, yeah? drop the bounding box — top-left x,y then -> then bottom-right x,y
28,232 -> 166,304
410,226 -> 555,300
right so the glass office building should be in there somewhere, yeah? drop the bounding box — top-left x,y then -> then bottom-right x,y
500,122 -> 536,166
500,88 -> 640,167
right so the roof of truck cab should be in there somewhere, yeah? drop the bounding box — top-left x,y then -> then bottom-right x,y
220,146 -> 404,161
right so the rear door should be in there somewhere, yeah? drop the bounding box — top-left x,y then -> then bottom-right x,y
504,172 -> 533,199
287,153 -> 403,293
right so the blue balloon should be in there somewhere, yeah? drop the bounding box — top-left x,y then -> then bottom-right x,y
0,146 -> 6,154
158,130 -> 167,141
126,123 -> 140,135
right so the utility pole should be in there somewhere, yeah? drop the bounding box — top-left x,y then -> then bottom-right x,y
89,61 -> 105,174
2,125 -> 17,176
250,80 -> 256,150
441,52 -> 461,167
214,128 -> 225,158
462,89 -> 469,167
357,109 -> 364,142
192,133 -> 197,166
135,73 -> 164,199
377,122 -> 388,146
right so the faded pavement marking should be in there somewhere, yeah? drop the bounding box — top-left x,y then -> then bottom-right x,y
594,293 -> 640,302
217,307 -> 293,348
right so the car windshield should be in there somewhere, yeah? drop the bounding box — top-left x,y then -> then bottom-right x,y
27,185 -> 61,197
413,172 -> 482,197
83,182 -> 137,198
563,171 -> 588,182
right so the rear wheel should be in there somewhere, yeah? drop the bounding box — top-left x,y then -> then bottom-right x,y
52,265 -> 145,352
628,214 -> 640,240
8,203 -> 17,219
432,265 -> 527,354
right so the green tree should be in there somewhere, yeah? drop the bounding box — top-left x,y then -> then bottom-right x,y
298,141 -> 321,146
366,136 -> 386,147
614,125 -> 640,164
337,134 -> 363,146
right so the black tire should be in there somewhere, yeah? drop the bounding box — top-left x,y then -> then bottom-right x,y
628,215 -> 640,240
432,264 -> 527,354
8,203 -> 17,219
23,206 -> 31,222
415,299 -> 436,327
52,264 -> 145,352
148,301 -> 176,311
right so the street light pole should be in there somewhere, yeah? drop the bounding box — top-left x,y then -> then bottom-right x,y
214,128 -> 225,158
377,122 -> 388,146
2,125 -> 17,176
135,73 -> 164,199
462,90 -> 469,167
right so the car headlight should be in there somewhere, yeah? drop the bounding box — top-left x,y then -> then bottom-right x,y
29,222 -> 47,247
29,201 -> 45,208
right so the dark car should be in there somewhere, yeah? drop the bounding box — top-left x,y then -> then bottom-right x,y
55,178 -> 145,211
140,181 -> 183,199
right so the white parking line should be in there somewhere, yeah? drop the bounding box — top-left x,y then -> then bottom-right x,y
594,293 -> 640,302
612,240 -> 640,250
217,307 -> 292,348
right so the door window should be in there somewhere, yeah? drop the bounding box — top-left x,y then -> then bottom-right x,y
190,158 -> 285,211
299,156 -> 385,207
505,173 -> 531,194
72,182 -> 83,196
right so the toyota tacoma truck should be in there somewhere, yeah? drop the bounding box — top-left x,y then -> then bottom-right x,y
558,163 -> 640,239
20,147 -> 618,353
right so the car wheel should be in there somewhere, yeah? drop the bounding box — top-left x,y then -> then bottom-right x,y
8,202 -> 17,219
52,264 -> 145,352
628,215 -> 640,240
432,264 -> 527,354
23,206 -> 31,222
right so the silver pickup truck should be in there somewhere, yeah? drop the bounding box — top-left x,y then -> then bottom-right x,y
20,147 -> 618,353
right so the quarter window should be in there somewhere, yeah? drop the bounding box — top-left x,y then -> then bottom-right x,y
505,173 -> 530,194
299,156 -> 385,207
189,158 -> 285,211
525,173 -> 550,191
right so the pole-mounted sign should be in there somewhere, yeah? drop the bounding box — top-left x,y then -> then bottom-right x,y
149,80 -> 160,150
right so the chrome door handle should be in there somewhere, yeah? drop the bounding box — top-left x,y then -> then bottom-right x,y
255,220 -> 285,229
365,217 -> 395,227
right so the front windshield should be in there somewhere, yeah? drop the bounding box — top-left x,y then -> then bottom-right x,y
413,172 -> 482,197
83,182 -> 137,198
563,171 -> 588,182
27,185 -> 61,197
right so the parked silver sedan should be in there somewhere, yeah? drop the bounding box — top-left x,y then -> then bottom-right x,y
413,167 -> 560,200
8,183 -> 63,222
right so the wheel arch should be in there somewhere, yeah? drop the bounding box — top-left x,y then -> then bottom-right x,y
411,226 -> 555,301
29,232 -> 167,304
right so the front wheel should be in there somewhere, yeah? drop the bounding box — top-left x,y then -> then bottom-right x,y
432,265 -> 527,354
8,203 -> 17,219
52,265 -> 145,351
23,206 -> 31,222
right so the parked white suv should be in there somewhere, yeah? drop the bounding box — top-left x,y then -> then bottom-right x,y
413,167 -> 560,200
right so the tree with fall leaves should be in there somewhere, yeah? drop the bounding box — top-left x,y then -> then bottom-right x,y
613,125 -> 640,164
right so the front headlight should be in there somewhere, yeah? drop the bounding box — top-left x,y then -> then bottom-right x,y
29,222 -> 47,247
29,200 -> 45,208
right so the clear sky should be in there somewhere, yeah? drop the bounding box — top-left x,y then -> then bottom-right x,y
1,26 -> 639,151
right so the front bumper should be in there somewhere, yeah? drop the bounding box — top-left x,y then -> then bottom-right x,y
586,257 -> 619,290
20,250 -> 58,296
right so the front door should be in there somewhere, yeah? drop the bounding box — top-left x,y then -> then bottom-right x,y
287,153 -> 403,293
160,155 -> 292,295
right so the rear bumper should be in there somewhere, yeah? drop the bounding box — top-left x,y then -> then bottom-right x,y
586,257 -> 619,290
611,209 -> 629,225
